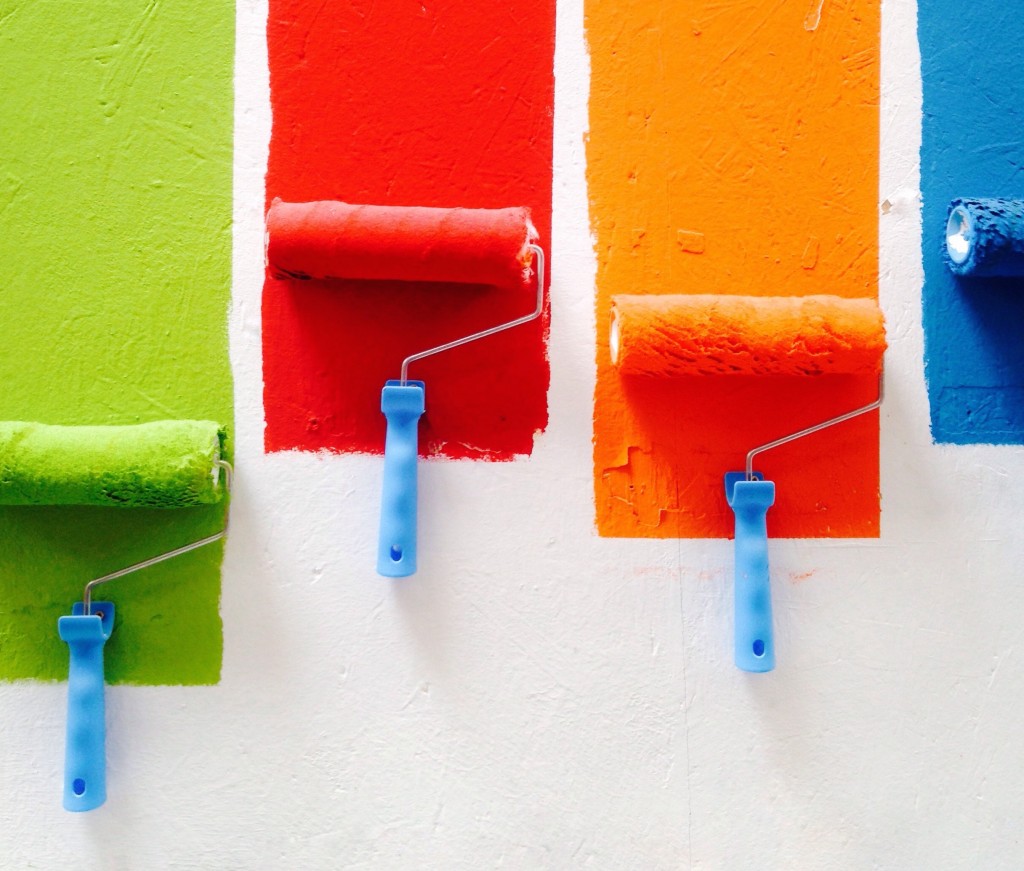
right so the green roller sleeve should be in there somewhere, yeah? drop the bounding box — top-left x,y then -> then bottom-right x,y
0,420 -> 226,508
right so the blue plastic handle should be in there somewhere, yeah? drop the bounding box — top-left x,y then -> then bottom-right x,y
725,474 -> 776,673
57,602 -> 114,811
378,380 -> 426,577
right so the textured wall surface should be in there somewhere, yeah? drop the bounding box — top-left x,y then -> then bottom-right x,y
0,0 -> 234,683
3,1 -> 1024,868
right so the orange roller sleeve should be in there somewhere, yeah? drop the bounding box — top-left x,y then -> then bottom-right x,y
266,200 -> 538,287
610,295 -> 886,378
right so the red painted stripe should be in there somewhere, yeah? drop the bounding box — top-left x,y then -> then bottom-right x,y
263,0 -> 554,459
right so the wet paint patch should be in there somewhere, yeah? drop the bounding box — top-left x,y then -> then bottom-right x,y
0,1 -> 234,683
262,0 -> 555,460
920,5 -> 1024,444
587,0 -> 881,538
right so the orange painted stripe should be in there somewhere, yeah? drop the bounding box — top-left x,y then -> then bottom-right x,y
588,0 -> 881,538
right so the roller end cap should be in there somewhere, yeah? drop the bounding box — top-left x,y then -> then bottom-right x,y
945,202 -> 974,272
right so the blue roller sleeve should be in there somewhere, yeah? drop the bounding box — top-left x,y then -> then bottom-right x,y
944,198 -> 1024,277
57,602 -> 114,812
378,380 -> 426,577
725,474 -> 776,673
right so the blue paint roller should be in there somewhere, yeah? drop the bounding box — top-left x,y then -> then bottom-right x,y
945,198 -> 1024,277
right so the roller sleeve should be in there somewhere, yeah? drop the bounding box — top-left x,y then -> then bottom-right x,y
0,420 -> 226,508
610,294 -> 886,378
266,200 -> 537,287
945,197 -> 1024,277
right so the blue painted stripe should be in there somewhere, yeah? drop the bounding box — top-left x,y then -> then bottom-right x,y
920,4 -> 1024,444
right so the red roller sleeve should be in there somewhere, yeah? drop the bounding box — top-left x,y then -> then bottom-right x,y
266,200 -> 538,287
610,294 -> 887,378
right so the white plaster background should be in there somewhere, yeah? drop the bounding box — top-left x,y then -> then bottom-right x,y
3,0 -> 1024,867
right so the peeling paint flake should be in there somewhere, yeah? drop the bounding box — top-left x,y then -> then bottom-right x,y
676,229 -> 706,254
601,446 -> 678,528
803,0 -> 824,32
801,236 -> 819,269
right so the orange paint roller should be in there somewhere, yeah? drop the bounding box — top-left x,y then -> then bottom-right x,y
609,294 -> 886,378
609,293 -> 886,672
265,199 -> 544,577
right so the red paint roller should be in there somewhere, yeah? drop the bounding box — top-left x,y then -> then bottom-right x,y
609,293 -> 886,673
266,200 -> 544,578
266,199 -> 537,287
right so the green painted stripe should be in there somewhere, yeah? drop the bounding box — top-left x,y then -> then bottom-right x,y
0,1 -> 234,684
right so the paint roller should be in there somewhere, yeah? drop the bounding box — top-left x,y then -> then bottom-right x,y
945,197 -> 1024,277
609,294 -> 886,672
0,420 -> 231,811
266,199 -> 545,578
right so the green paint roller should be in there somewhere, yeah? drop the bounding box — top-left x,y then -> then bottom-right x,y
0,420 -> 226,508
0,419 -> 231,812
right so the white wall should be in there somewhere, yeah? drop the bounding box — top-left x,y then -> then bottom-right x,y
4,0 -> 1024,867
